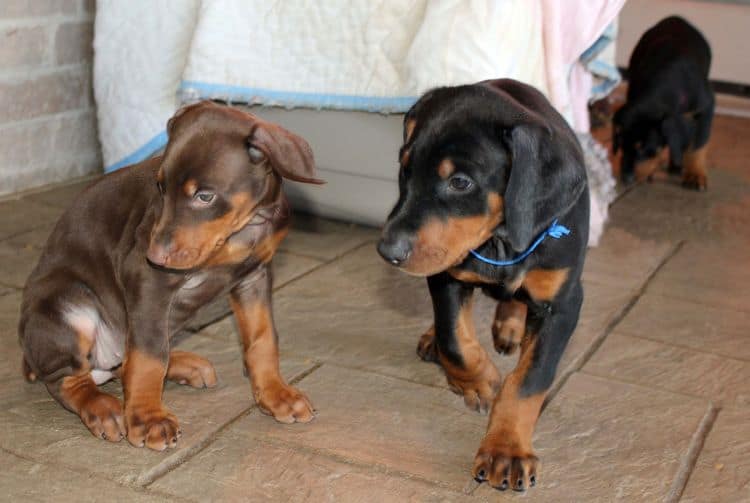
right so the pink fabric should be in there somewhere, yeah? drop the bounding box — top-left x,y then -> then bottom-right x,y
541,0 -> 625,132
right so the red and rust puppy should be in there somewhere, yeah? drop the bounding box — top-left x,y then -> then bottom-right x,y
19,101 -> 322,450
378,79 -> 589,491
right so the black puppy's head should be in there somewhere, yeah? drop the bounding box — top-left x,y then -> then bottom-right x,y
377,79 -> 586,276
147,101 -> 322,270
613,105 -> 667,182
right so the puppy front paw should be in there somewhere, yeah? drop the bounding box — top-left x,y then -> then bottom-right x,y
492,318 -> 524,355
254,382 -> 315,424
492,301 -> 527,355
472,435 -> 538,492
167,351 -> 218,388
125,406 -> 181,451
444,352 -> 501,414
682,171 -> 708,191
416,325 -> 437,362
80,392 -> 125,442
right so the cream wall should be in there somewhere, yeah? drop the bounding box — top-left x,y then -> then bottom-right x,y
616,0 -> 750,84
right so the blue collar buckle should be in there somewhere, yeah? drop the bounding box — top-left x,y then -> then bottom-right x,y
469,219 -> 571,267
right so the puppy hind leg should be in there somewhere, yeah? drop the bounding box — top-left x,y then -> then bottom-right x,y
682,110 -> 713,190
682,145 -> 708,191
21,309 -> 125,442
55,374 -> 125,442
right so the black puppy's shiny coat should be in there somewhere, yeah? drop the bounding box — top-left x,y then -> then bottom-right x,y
614,16 -> 713,189
378,79 -> 589,491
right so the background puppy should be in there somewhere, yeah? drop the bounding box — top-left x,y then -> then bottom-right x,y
378,79 -> 589,491
19,101 -> 322,450
614,16 -> 714,190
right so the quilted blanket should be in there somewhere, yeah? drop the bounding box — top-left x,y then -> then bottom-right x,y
94,0 -> 622,245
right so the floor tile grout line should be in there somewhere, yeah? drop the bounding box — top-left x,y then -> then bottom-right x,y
277,248 -> 331,262
237,359 -> 487,493
273,238 -> 376,293
611,180 -> 642,205
253,433 -> 471,494
603,330 -> 750,364
0,222 -> 56,245
183,239 -> 378,333
138,361 -> 324,488
577,368 -> 730,403
0,175 -> 98,204
641,292 -> 750,316
0,446 -> 189,502
0,281 -> 22,291
622,289 -> 750,316
287,358 -> 454,394
665,403 -> 720,503
543,240 -> 686,409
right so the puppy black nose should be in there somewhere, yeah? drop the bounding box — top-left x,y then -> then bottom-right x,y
377,236 -> 412,266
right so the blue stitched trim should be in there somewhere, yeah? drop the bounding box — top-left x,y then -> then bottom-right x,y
106,83 -> 418,172
180,80 -> 418,113
105,131 -> 168,173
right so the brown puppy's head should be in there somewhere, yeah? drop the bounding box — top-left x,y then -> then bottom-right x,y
377,79 -> 587,276
147,101 -> 322,270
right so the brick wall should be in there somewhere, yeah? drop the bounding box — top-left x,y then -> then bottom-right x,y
0,0 -> 101,197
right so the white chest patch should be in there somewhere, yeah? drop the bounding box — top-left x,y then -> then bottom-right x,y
63,304 -> 123,372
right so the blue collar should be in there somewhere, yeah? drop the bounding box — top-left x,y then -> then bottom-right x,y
469,219 -> 571,267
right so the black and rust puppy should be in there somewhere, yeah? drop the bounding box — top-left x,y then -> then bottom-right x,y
378,79 -> 589,491
19,101 -> 322,450
614,16 -> 713,190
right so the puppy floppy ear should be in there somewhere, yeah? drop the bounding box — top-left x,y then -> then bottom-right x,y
248,120 -> 324,184
503,124 -> 587,252
167,101 -> 216,137
476,79 -> 587,251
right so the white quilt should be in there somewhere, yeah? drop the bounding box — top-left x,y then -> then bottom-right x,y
94,0 -> 620,245
95,0 -> 546,171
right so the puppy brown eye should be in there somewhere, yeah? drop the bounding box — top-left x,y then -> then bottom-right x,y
448,175 -> 473,192
195,191 -> 215,204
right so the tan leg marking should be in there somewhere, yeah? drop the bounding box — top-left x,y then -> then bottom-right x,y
167,351 -> 218,388
436,296 -> 501,413
522,268 -> 569,302
492,300 -> 527,355
416,324 -> 437,362
473,338 -> 543,491
633,156 -> 661,182
231,296 -> 314,424
123,349 -> 180,451
682,144 -> 708,191
447,268 -> 495,284
59,374 -> 125,442
47,312 -> 125,442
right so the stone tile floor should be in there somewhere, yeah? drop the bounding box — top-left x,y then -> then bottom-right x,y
0,115 -> 748,501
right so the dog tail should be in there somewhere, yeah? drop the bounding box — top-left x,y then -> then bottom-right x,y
22,357 -> 37,383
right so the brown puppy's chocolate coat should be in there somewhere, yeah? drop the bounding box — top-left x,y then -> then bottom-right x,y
19,101 -> 322,450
